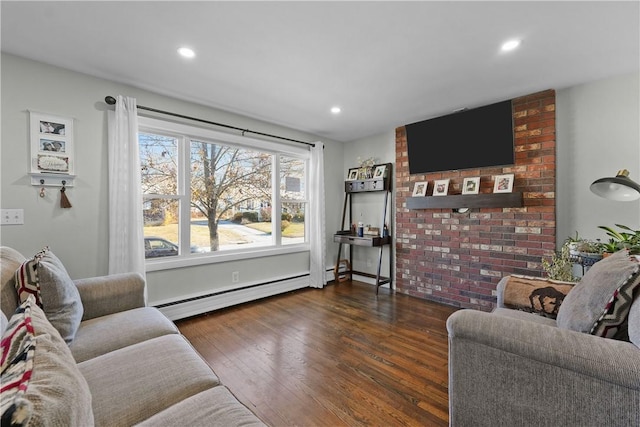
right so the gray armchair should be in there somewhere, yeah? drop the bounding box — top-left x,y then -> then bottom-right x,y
447,275 -> 640,426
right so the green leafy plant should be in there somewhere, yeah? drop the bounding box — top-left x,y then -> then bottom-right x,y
597,224 -> 640,255
542,241 -> 578,282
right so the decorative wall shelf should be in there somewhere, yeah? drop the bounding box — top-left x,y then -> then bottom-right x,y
406,192 -> 523,210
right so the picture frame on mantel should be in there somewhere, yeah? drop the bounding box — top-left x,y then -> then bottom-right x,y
433,179 -> 450,196
412,181 -> 428,197
462,177 -> 480,195
493,174 -> 514,193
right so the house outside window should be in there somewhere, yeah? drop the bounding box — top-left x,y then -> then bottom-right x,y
138,117 -> 309,266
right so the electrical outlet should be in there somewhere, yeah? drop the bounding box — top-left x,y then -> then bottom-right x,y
232,271 -> 239,283
1,209 -> 24,225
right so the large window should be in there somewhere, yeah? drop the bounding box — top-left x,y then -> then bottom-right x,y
139,117 -> 308,264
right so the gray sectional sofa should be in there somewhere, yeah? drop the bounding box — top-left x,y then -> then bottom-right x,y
0,246 -> 266,426
447,250 -> 640,426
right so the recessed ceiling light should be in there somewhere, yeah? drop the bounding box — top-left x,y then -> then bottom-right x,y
501,39 -> 521,52
331,106 -> 341,114
178,47 -> 195,58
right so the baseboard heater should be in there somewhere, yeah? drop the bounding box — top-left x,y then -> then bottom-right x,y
154,274 -> 312,321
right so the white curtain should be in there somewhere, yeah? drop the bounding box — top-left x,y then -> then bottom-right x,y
309,142 -> 326,288
107,96 -> 145,283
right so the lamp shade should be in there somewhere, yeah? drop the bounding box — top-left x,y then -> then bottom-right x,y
590,169 -> 640,201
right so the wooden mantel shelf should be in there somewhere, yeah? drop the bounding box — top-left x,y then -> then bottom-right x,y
406,192 -> 524,210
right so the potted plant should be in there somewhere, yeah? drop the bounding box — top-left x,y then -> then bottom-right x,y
541,241 -> 578,282
565,231 -> 583,257
576,240 -> 605,266
598,224 -> 640,255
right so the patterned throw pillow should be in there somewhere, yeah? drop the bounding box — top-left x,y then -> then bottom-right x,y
0,296 -> 37,427
0,295 -> 94,426
14,248 -> 47,308
13,247 -> 83,343
502,275 -> 575,319
557,249 -> 640,339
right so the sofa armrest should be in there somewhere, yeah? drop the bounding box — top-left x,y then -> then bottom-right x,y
75,273 -> 146,321
447,309 -> 640,426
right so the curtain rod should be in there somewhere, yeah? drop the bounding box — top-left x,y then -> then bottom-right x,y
104,96 -> 315,147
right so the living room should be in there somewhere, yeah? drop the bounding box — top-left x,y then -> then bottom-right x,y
1,2 -> 639,426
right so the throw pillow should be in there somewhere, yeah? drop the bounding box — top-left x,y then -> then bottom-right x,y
0,295 -> 94,426
0,296 -> 36,427
502,275 -> 574,319
628,296 -> 640,348
557,249 -> 640,338
14,248 -> 46,307
14,247 -> 83,343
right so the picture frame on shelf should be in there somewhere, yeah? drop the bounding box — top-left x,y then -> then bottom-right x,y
462,177 -> 480,195
412,181 -> 428,197
373,164 -> 387,179
29,111 -> 74,176
347,168 -> 359,181
493,173 -> 514,193
433,179 -> 450,196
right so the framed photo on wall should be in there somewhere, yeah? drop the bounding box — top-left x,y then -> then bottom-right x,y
493,174 -> 514,193
29,111 -> 75,177
462,177 -> 480,195
412,181 -> 428,197
433,179 -> 450,196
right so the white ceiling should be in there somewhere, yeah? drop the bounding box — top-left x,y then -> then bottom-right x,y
2,1 -> 639,142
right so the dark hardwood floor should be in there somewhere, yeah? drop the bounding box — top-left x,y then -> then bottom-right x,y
176,280 -> 459,427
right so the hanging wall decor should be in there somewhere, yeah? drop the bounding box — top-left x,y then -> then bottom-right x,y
28,111 -> 75,188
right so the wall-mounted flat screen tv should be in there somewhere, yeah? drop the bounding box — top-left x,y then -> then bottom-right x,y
406,99 -> 514,174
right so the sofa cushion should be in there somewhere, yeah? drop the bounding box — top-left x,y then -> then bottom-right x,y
135,386 -> 266,427
70,306 -> 179,363
1,247 -> 26,319
15,247 -> 83,343
1,295 -> 94,426
492,307 -> 558,327
557,249 -> 640,338
629,296 -> 640,348
78,334 -> 220,427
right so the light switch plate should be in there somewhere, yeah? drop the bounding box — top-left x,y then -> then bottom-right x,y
1,209 -> 24,225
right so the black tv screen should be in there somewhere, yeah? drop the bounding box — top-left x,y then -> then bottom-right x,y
406,100 -> 514,174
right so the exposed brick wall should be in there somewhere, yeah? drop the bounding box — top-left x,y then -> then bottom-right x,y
395,90 -> 556,311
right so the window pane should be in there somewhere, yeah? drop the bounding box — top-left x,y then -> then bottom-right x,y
282,202 -> 305,245
143,198 -> 180,259
280,156 -> 305,201
190,140 -> 272,252
139,133 -> 178,195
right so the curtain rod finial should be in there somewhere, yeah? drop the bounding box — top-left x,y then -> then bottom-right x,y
105,96 -> 116,105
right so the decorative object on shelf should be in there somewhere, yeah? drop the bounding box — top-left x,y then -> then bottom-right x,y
356,156 -> 378,180
462,177 -> 480,195
412,181 -> 428,197
347,168 -> 359,181
433,179 -> 450,196
590,169 -> 640,201
334,259 -> 351,282
373,164 -> 387,179
29,111 -> 75,187
493,173 -> 514,193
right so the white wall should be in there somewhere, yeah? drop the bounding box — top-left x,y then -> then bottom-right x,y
556,72 -> 640,245
0,53 -> 343,305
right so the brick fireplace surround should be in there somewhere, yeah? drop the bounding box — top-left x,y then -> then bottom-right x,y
395,90 -> 556,311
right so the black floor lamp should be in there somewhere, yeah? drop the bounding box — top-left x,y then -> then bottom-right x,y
590,169 -> 640,201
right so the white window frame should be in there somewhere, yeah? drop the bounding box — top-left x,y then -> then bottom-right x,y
138,116 -> 310,272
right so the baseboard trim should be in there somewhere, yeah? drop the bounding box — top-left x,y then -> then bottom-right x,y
156,275 -> 310,321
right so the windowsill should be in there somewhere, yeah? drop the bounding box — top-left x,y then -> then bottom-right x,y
145,243 -> 310,272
